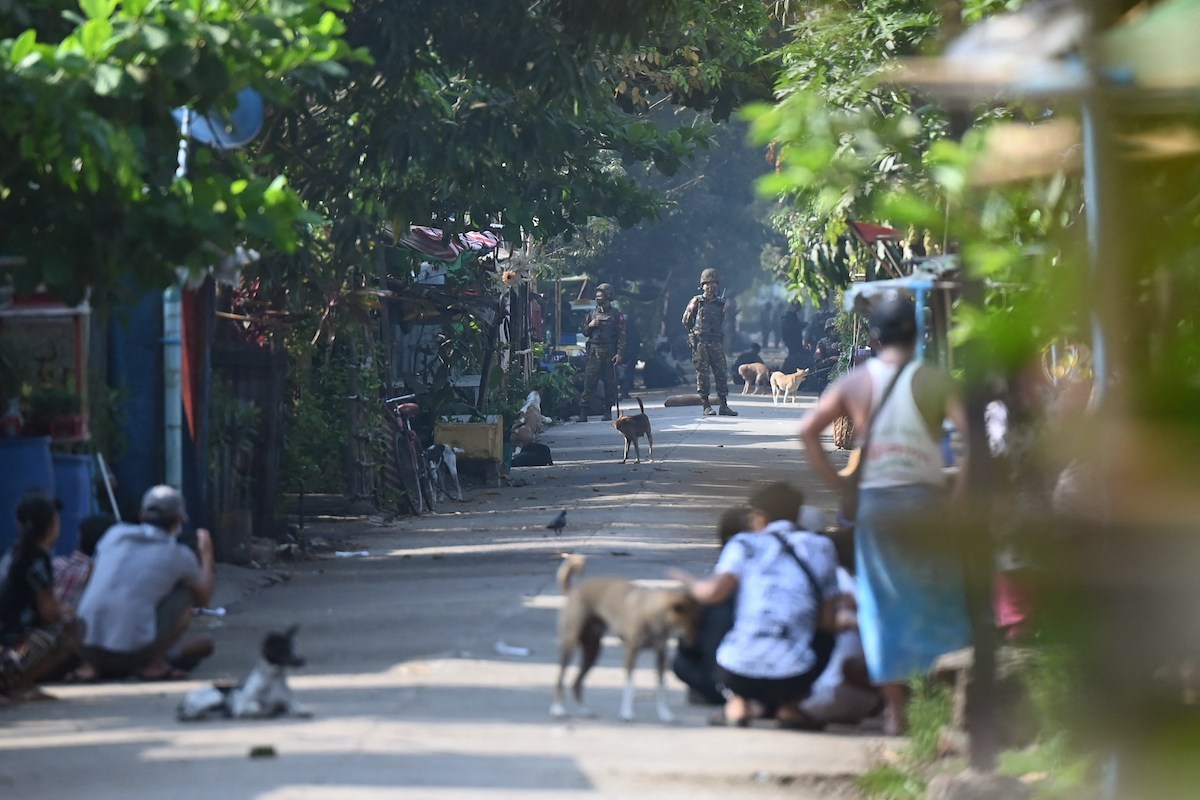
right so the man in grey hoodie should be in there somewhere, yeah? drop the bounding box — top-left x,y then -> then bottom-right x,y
77,486 -> 216,680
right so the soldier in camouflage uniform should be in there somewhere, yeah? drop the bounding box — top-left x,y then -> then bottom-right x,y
578,283 -> 626,421
682,268 -> 738,417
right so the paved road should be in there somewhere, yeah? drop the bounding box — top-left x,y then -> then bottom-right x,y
1,389 -> 886,799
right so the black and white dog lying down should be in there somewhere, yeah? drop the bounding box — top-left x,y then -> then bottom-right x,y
177,626 -> 310,721
424,443 -> 464,501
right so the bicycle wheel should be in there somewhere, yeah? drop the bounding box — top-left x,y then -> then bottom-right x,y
419,455 -> 438,513
394,433 -> 426,515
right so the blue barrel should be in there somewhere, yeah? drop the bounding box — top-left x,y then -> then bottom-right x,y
0,436 -> 55,555
52,453 -> 94,557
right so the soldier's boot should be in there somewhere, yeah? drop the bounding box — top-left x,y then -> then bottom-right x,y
701,397 -> 716,416
601,404 -> 613,422
717,397 -> 738,416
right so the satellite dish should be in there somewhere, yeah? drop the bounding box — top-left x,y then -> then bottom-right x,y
172,88 -> 264,150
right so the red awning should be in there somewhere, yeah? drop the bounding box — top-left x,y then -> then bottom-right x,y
847,220 -> 899,245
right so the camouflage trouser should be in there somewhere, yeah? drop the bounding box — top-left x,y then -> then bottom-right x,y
692,338 -> 729,401
580,347 -> 617,413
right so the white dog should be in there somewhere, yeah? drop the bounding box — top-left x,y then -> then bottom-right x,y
424,443 -> 465,501
518,390 -> 545,434
511,390 -> 546,457
177,626 -> 310,721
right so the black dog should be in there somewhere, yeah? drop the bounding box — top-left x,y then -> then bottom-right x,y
512,442 -> 554,467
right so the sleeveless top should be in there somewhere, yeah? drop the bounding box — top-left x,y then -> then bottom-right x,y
859,359 -> 946,489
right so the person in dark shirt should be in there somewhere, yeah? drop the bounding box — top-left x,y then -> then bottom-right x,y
577,283 -> 627,421
0,490 -> 84,702
759,301 -> 775,348
729,342 -> 765,383
672,506 -> 747,705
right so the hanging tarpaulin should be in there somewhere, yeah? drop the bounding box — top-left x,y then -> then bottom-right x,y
398,226 -> 502,262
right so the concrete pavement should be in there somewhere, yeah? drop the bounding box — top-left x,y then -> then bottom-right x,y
0,388 -> 887,799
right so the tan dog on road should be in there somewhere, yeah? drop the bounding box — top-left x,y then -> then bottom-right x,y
612,397 -> 653,463
551,555 -> 699,723
738,362 -> 771,395
770,368 -> 810,405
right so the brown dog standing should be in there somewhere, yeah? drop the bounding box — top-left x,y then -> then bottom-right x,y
550,555 -> 699,722
612,397 -> 653,463
770,368 -> 810,405
738,362 -> 771,395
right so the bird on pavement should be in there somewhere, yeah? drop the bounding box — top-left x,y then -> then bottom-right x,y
546,510 -> 567,535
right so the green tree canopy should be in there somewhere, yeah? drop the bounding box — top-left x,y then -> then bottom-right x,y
0,0 -> 360,302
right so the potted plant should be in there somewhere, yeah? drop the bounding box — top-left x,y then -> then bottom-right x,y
26,385 -> 84,440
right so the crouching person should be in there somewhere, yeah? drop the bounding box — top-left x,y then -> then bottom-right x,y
77,486 -> 216,681
671,482 -> 838,728
0,491 -> 85,703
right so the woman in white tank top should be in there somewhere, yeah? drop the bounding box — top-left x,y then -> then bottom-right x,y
798,292 -> 970,736
859,360 -> 946,490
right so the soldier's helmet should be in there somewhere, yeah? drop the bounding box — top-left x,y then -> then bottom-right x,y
595,283 -> 614,295
699,268 -> 719,285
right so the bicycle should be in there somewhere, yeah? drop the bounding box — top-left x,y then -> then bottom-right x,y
385,394 -> 438,515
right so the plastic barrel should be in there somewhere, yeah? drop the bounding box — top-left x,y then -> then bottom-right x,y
0,436 -> 55,554
52,453 -> 94,557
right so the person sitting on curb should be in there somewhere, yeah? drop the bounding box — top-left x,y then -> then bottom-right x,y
670,482 -> 838,728
0,491 -> 85,704
53,514 -> 115,611
76,486 -> 216,681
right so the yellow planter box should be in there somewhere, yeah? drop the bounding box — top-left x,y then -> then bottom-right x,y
434,415 -> 504,462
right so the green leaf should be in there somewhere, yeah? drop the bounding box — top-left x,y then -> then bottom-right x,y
79,0 -> 116,21
80,19 -> 114,58
157,45 -> 196,78
263,175 -> 289,205
93,63 -> 123,95
141,24 -> 170,51
10,30 -> 37,64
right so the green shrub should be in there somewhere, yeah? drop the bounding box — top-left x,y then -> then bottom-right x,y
908,673 -> 954,764
281,349 -> 383,496
859,764 -> 926,800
